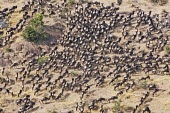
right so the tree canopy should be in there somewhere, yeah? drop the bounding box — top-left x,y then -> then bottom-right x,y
21,14 -> 48,43
30,14 -> 43,27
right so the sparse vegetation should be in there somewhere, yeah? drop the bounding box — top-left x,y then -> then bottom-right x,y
138,80 -> 147,89
61,8 -> 68,14
149,0 -> 168,5
68,13 -> 73,17
21,14 -> 48,43
164,45 -> 170,54
60,8 -> 69,18
70,71 -> 78,76
38,57 -> 48,64
113,99 -> 123,113
67,0 -> 75,7
5,47 -> 13,52
0,78 -> 6,83
51,111 -> 57,113
140,50 -> 147,54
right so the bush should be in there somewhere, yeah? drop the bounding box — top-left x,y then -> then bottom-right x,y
21,14 -> 48,43
164,45 -> 170,54
22,26 -> 39,42
30,14 -> 44,28
38,57 -> 48,64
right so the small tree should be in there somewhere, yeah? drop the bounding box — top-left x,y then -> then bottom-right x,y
30,14 -> 43,28
21,14 -> 47,43
22,26 -> 38,42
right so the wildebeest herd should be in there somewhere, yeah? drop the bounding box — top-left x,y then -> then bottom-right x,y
0,0 -> 170,113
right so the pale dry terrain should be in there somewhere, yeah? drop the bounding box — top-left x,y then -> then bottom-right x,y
0,0 -> 170,113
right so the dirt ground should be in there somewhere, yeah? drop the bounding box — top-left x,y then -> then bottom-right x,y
0,0 -> 170,113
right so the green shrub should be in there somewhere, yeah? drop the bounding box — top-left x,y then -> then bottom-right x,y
113,99 -> 123,112
22,26 -> 38,42
164,45 -> 170,54
21,14 -> 48,43
38,57 -> 48,64
30,14 -> 44,28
